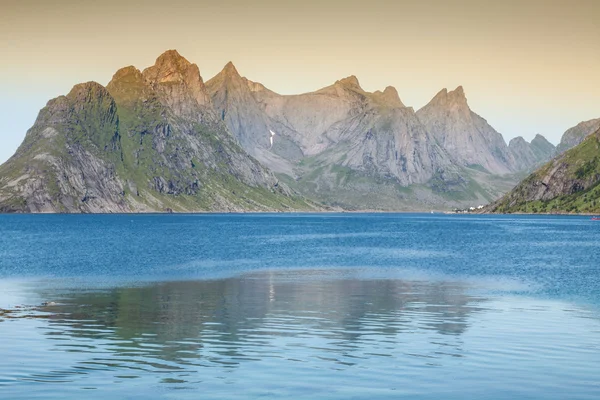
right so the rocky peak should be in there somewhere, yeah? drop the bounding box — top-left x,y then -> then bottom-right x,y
206,62 -> 250,97
530,134 -> 556,155
141,50 -> 212,117
428,88 -> 447,104
110,66 -> 143,82
531,134 -> 552,147
450,85 -> 465,99
417,85 -> 516,174
509,136 -> 528,148
222,61 -> 241,78
428,86 -> 468,108
336,75 -> 362,90
144,50 -> 191,82
377,86 -> 405,107
107,66 -> 160,109
66,82 -> 118,122
508,134 -> 556,171
67,81 -> 112,102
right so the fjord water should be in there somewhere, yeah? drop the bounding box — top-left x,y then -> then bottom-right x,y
0,214 -> 599,399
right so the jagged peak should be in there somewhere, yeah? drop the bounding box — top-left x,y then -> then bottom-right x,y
509,136 -> 527,146
154,49 -> 190,68
67,81 -> 110,100
109,66 -> 143,83
336,75 -> 362,89
372,85 -> 405,107
382,86 -> 405,107
383,85 -> 398,96
425,86 -> 468,108
435,88 -> 448,97
107,66 -> 152,103
142,49 -> 199,84
450,85 -> 465,98
531,134 -> 555,148
222,61 -> 240,77
206,62 -> 244,90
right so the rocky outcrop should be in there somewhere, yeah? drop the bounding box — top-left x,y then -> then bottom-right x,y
556,118 -> 600,154
0,51 -> 318,213
488,127 -> 600,214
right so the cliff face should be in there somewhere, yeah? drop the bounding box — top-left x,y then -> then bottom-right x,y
0,51 -> 317,213
488,128 -> 600,214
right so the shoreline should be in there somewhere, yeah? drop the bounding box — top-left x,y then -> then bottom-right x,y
0,210 -> 598,216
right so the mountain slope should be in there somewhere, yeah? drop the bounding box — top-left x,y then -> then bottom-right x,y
416,87 -> 516,174
508,134 -> 556,171
1,50 -> 560,213
205,62 -> 295,175
555,118 -> 600,154
208,69 -> 520,210
0,51 -> 317,213
488,127 -> 600,214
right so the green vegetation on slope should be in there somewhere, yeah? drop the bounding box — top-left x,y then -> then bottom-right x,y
490,129 -> 600,214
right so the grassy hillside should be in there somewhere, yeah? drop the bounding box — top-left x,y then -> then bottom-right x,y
489,128 -> 600,214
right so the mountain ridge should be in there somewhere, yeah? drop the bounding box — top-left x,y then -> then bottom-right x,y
0,51 -> 318,213
0,50 -> 564,212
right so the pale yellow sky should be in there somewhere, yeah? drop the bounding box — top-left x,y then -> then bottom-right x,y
0,0 -> 599,163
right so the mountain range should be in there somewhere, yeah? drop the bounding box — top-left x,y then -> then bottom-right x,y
488,124 -> 600,214
0,50 -> 580,213
0,51 -> 317,213
205,58 -> 557,210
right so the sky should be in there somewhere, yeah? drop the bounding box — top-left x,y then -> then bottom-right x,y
0,0 -> 599,164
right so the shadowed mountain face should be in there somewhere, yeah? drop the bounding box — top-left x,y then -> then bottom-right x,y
488,127 -> 600,214
0,51 -> 317,213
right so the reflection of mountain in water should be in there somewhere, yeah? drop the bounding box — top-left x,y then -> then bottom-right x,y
32,272 -> 486,374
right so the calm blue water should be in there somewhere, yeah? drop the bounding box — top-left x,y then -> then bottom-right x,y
0,214 -> 599,399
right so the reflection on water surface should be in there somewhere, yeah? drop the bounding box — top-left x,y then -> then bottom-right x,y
1,271 -> 599,399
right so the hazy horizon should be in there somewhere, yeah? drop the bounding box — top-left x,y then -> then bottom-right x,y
1,0 -> 599,164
